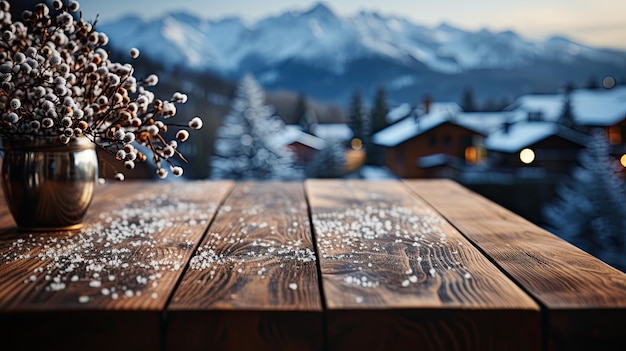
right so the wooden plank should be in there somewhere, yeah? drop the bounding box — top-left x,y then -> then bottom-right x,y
306,179 -> 540,350
405,179 -> 626,351
167,181 -> 323,351
0,180 -> 232,351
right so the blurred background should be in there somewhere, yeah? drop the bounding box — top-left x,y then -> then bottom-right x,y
12,1 -> 626,270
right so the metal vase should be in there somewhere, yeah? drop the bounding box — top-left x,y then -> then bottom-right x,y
1,136 -> 98,231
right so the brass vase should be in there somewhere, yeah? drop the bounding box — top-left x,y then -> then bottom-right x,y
0,136 -> 98,231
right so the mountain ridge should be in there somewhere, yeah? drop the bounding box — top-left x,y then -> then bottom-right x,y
100,2 -> 626,104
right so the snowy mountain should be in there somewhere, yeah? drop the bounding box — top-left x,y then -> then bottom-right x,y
100,3 -> 626,104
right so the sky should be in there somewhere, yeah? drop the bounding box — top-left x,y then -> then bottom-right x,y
76,0 -> 626,50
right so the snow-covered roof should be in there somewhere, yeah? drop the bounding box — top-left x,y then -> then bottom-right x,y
312,123 -> 353,141
484,121 -> 587,153
511,86 -> 626,126
386,102 -> 462,124
454,112 -> 514,134
386,103 -> 411,123
373,110 -> 486,147
278,125 -> 326,150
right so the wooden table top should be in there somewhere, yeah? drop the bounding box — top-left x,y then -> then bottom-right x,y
0,179 -> 624,351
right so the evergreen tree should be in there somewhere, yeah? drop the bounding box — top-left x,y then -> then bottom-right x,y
461,87 -> 477,112
586,76 -> 600,90
543,129 -> 626,270
306,139 -> 346,178
348,90 -> 370,145
211,75 -> 303,180
370,87 -> 389,133
296,93 -> 317,134
558,83 -> 576,127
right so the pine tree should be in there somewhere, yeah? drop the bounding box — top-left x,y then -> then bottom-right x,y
370,87 -> 389,134
349,90 -> 370,145
306,139 -> 346,178
558,83 -> 576,127
296,93 -> 317,134
461,87 -> 477,112
211,75 -> 303,180
543,129 -> 626,270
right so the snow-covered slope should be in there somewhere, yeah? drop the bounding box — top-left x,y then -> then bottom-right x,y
101,3 -> 624,74
99,3 -> 626,103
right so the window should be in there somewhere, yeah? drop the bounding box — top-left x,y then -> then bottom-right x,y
608,126 -> 622,145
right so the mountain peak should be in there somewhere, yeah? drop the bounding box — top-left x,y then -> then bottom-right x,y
302,2 -> 335,18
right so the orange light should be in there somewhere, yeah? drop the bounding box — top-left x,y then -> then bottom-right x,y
608,126 -> 622,145
465,146 -> 478,164
351,138 -> 363,150
621,154 -> 626,168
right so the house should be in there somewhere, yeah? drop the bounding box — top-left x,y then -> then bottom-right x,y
373,109 -> 492,178
278,125 -> 326,165
509,86 -> 626,168
484,121 -> 588,179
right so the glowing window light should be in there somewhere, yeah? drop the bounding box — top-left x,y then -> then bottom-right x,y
608,126 -> 622,145
465,146 -> 478,164
520,148 -> 535,164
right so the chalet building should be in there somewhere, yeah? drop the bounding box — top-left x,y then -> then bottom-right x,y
280,124 -> 366,175
375,86 -> 626,179
484,121 -> 588,179
279,125 -> 326,165
508,86 -> 626,159
372,108 -> 491,178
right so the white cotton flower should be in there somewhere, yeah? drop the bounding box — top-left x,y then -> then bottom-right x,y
125,151 -> 137,161
163,146 -> 175,158
3,30 -> 13,41
146,125 -> 159,136
10,98 -> 20,109
188,117 -> 203,129
156,168 -> 168,179
162,101 -> 176,117
49,54 -> 62,66
59,134 -> 70,144
114,129 -> 125,140
171,166 -> 183,177
69,1 -> 79,12
123,132 -> 135,143
14,52 -> 26,64
98,33 -> 109,46
6,112 -> 18,123
144,74 -> 158,86
116,149 -> 127,160
172,92 -> 187,103
176,130 -> 189,142
129,48 -> 140,59
42,118 -> 54,128
73,108 -> 84,119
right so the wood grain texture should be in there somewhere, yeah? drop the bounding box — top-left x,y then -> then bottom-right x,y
0,180 -> 232,351
306,179 -> 540,350
167,181 -> 323,351
404,179 -> 626,351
